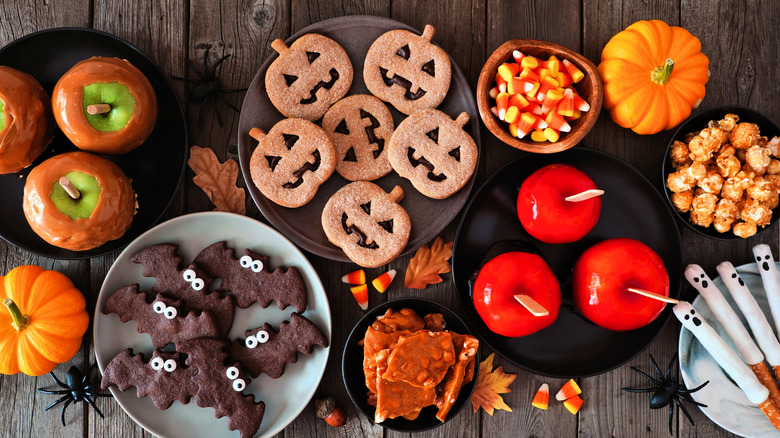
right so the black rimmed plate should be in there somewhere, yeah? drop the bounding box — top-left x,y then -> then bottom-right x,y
0,28 -> 187,259
452,148 -> 684,377
342,297 -> 479,432
237,15 -> 481,262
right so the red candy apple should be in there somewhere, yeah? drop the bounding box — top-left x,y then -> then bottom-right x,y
517,164 -> 601,244
572,238 -> 669,331
472,251 -> 561,337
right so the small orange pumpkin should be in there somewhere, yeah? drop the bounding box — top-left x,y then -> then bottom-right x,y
0,265 -> 88,376
598,20 -> 709,135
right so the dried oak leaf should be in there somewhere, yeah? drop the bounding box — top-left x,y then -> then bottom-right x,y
188,145 -> 246,215
470,352 -> 517,415
404,237 -> 453,289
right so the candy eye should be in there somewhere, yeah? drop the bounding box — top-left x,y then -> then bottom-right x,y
245,335 -> 258,349
226,366 -> 239,380
151,357 -> 164,370
251,260 -> 263,273
233,378 -> 246,392
183,269 -> 196,282
164,306 -> 178,319
240,255 -> 253,268
191,278 -> 205,291
153,301 -> 166,314
163,359 -> 178,372
256,330 -> 270,344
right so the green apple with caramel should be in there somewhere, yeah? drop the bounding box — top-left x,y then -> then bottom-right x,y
49,171 -> 101,220
81,82 -> 136,132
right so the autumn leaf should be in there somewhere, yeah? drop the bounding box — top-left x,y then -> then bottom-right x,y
470,353 -> 517,415
188,146 -> 246,215
404,237 -> 453,289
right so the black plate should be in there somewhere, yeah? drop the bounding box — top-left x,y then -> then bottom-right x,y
342,297 -> 479,432
238,16 -> 481,262
452,148 -> 684,377
661,105 -> 780,240
0,28 -> 187,259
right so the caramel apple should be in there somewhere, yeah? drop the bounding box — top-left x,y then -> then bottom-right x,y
0,66 -> 54,174
52,57 -> 157,154
23,151 -> 136,251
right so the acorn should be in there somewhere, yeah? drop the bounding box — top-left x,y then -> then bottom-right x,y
315,396 -> 346,427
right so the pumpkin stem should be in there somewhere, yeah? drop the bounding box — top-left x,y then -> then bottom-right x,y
2,298 -> 30,331
651,59 -> 675,85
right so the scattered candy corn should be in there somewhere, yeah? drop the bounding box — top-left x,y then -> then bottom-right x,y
555,379 -> 582,401
341,269 -> 366,285
350,284 -> 368,310
531,383 -> 549,410
563,394 -> 583,414
371,269 -> 397,293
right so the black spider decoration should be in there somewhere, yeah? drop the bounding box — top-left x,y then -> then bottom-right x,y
37,363 -> 112,426
622,353 -> 708,435
172,47 -> 247,127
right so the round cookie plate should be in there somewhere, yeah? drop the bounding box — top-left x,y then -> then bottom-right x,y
238,15 -> 481,262
0,28 -> 187,259
94,212 -> 331,438
452,148 -> 684,377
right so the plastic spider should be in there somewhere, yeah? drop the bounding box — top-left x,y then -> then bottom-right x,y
37,363 -> 112,426
172,47 -> 247,127
622,353 -> 708,435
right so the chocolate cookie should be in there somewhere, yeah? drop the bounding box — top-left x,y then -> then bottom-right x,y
194,241 -> 308,312
363,25 -> 451,115
322,94 -> 394,181
229,312 -> 328,379
322,182 -> 411,268
388,110 -> 477,199
248,118 -> 337,208
265,33 -> 353,121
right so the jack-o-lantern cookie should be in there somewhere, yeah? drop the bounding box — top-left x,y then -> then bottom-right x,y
388,110 -> 477,199
322,94 -> 394,181
249,118 -> 336,208
322,182 -> 411,268
363,25 -> 451,115
265,34 -> 353,121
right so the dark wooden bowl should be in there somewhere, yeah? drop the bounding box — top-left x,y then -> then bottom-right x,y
476,39 -> 603,154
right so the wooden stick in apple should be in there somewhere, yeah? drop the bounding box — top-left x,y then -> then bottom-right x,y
626,287 -> 679,304
564,189 -> 604,202
752,245 -> 780,336
717,261 -> 780,409
86,103 -> 112,115
58,177 -> 80,200
673,301 -> 780,430
513,294 -> 549,317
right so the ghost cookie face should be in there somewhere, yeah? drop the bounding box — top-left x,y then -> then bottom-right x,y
265,34 -> 353,121
249,118 -> 337,208
388,109 -> 477,199
322,94 -> 394,181
322,182 -> 411,268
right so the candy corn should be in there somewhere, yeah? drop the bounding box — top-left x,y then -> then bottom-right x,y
371,269 -> 396,293
531,383 -> 549,410
497,62 -> 521,82
562,59 -> 584,83
350,284 -> 368,310
555,379 -> 582,401
563,395 -> 583,414
341,269 -> 366,285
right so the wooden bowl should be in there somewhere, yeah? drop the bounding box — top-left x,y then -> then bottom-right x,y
477,39 -> 603,153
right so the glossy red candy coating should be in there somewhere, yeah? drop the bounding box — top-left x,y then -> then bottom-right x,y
472,251 -> 561,337
516,163 -> 601,243
572,238 -> 669,331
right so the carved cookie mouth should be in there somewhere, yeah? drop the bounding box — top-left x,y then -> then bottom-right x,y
338,110 -> 385,162
283,150 -> 321,189
379,67 -> 426,100
299,68 -> 340,105
340,201 -> 395,249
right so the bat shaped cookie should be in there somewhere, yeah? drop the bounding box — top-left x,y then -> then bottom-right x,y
101,349 -> 198,410
177,337 -> 265,438
229,312 -> 328,379
194,241 -> 308,312
132,243 -> 235,335
102,285 -> 220,348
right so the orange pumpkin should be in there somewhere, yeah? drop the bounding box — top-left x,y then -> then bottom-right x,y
598,20 -> 709,135
0,265 -> 88,376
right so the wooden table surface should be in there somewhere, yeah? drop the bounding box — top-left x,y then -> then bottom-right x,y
1,0 -> 778,437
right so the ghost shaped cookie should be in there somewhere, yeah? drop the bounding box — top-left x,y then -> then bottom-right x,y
322,94 -> 395,181
249,118 -> 337,208
388,110 -> 477,199
363,24 -> 451,115
265,34 -> 353,121
322,181 -> 411,268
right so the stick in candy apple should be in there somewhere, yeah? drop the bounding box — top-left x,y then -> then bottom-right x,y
564,189 -> 604,202
685,264 -> 780,405
673,301 -> 780,430
717,261 -> 780,408
753,245 -> 780,335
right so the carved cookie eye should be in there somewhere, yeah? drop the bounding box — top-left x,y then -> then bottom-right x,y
163,359 -> 178,372
256,330 -> 270,344
226,366 -> 240,380
233,378 -> 246,392
151,357 -> 164,370
153,301 -> 166,314
245,335 -> 258,349
164,306 -> 178,320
